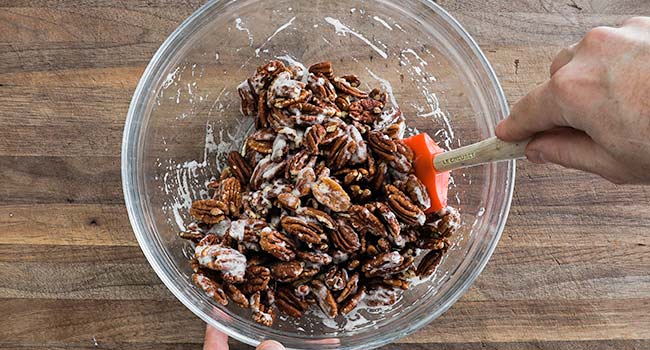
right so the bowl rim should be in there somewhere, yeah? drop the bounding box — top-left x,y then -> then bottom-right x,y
122,0 -> 514,348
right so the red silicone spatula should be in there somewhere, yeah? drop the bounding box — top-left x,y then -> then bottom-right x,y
403,134 -> 529,213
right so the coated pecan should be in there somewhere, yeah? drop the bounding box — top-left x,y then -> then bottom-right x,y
304,124 -> 327,155
293,167 -> 316,197
250,291 -> 276,326
248,60 -> 286,95
386,184 -> 425,226
241,265 -> 271,294
190,199 -> 228,224
311,176 -> 351,212
225,283 -> 249,308
195,244 -> 247,283
335,95 -> 350,111
417,249 -> 443,278
437,207 -> 461,237
403,174 -> 431,210
192,272 -> 228,305
260,228 -> 296,262
276,285 -> 309,318
277,192 -> 300,211
324,266 -> 348,291
296,250 -> 333,265
268,106 -> 295,128
286,150 -> 317,178
348,204 -> 386,237
368,130 -> 396,161
390,140 -> 415,173
250,156 -> 286,190
361,251 -> 404,277
383,119 -> 405,139
360,98 -> 384,114
271,261 -> 305,282
178,230 -> 204,242
281,216 -> 323,244
219,177 -> 242,216
340,286 -> 366,314
331,218 -> 361,254
311,280 -> 338,318
382,278 -> 410,290
309,61 -> 334,80
238,81 -> 257,117
370,161 -> 388,191
336,272 -> 359,303
255,89 -> 270,129
332,77 -> 368,99
267,71 -> 306,105
246,128 -> 276,154
328,136 -> 356,170
348,185 -> 372,202
227,151 -> 252,185
341,74 -> 361,87
371,202 -> 401,238
296,207 -> 337,230
321,120 -> 346,145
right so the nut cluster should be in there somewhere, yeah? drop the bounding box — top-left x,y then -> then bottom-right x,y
181,60 -> 461,326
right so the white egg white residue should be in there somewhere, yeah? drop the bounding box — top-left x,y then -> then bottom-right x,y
255,16 -> 296,57
324,17 -> 388,59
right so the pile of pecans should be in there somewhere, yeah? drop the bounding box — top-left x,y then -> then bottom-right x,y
180,60 -> 461,326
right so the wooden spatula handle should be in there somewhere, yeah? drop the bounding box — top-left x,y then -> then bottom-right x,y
433,136 -> 530,172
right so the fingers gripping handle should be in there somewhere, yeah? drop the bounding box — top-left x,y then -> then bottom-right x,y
433,136 -> 529,172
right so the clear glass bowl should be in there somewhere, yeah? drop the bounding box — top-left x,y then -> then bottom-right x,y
122,1 -> 514,349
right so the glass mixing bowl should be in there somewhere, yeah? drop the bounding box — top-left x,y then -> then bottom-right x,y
122,0 -> 514,349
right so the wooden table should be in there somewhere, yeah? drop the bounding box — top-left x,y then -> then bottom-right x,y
1,1 -> 649,349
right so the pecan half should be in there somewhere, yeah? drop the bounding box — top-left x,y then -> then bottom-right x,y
225,283 -> 249,308
277,192 -> 300,211
238,81 -> 257,117
311,176 -> 352,212
390,140 -> 415,173
324,266 -> 348,291
219,177 -> 242,217
371,202 -> 401,238
281,216 -> 323,244
276,285 -> 310,318
260,228 -> 296,262
361,251 -> 404,277
190,199 -> 228,224
192,272 -> 228,305
271,261 -> 305,282
386,184 -> 426,226
308,61 -> 334,80
437,207 -> 461,237
311,280 -> 338,318
178,230 -> 204,242
332,77 -> 368,99
403,174 -> 431,210
227,151 -> 252,185
195,244 -> 247,283
331,218 -> 361,254
250,156 -> 286,190
340,286 -> 366,314
304,124 -> 327,155
246,128 -> 276,154
367,130 -> 396,161
336,272 -> 359,303
250,291 -> 276,326
296,207 -> 337,230
241,265 -> 271,294
296,250 -> 333,265
286,150 -> 317,178
348,204 -> 386,237
417,249 -> 443,278
293,167 -> 316,197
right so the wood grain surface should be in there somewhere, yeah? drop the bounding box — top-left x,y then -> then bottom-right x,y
1,1 -> 649,349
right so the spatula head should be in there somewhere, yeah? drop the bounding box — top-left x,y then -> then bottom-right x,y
403,133 -> 449,213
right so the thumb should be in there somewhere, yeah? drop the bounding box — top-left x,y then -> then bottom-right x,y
525,127 -> 627,184
256,340 -> 286,350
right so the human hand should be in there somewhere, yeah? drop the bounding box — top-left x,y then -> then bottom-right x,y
496,17 -> 650,184
203,325 -> 285,350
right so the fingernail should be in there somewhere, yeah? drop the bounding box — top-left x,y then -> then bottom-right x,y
526,150 -> 546,164
257,340 -> 285,350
